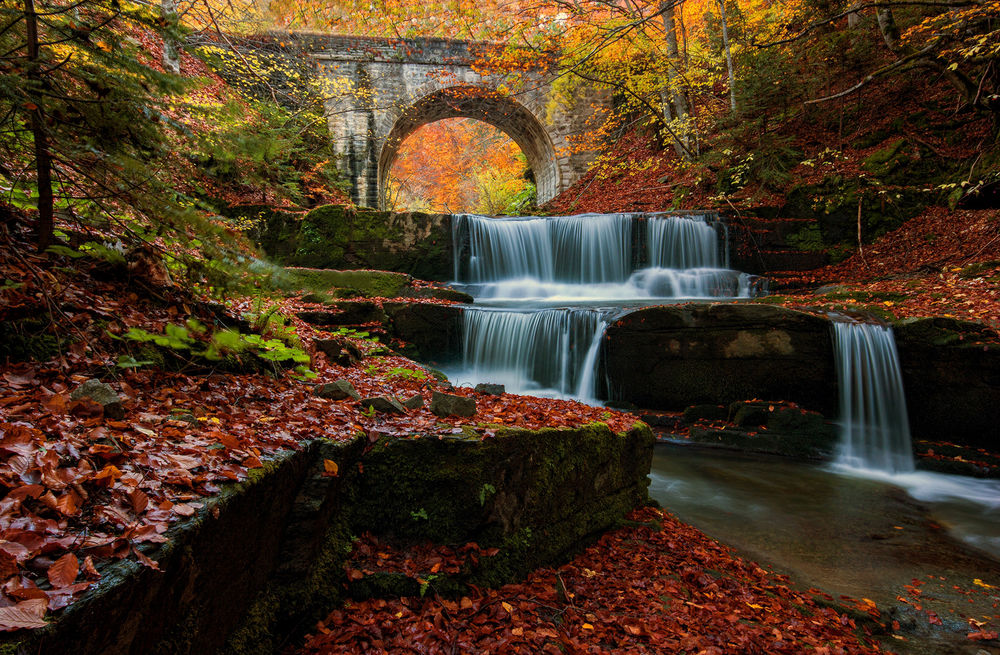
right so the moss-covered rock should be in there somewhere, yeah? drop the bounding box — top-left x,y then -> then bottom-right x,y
7,422 -> 654,655
688,402 -> 836,460
0,319 -> 62,363
893,317 -> 1000,448
255,205 -> 454,281
350,423 -> 654,587
783,175 -> 928,245
281,268 -> 413,299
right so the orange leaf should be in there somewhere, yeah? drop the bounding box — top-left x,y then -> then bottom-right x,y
47,553 -> 78,589
55,491 -> 79,517
323,459 -> 339,476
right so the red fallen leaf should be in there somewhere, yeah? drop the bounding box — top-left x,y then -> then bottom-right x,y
82,556 -> 100,580
0,598 -> 47,631
172,503 -> 196,517
131,547 -> 160,571
44,581 -> 91,611
243,454 -> 263,469
928,612 -> 943,625
969,630 -> 999,640
56,490 -> 80,516
7,484 -> 44,501
346,568 -> 364,581
92,464 -> 122,488
47,552 -> 78,589
129,489 -> 149,514
0,550 -> 19,580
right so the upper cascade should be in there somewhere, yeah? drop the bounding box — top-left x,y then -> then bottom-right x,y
452,212 -> 764,301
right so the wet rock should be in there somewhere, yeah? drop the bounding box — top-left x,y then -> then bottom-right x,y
314,380 -> 360,401
730,401 -> 771,427
360,396 -> 406,414
401,394 -> 424,410
474,383 -> 505,396
429,391 -> 476,418
384,302 -> 463,362
70,379 -> 124,419
314,338 -> 364,366
682,404 -> 729,424
604,304 -> 835,415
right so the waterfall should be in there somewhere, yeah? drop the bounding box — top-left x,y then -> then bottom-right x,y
647,214 -> 723,269
453,212 -> 763,301
832,321 -> 914,473
459,307 -> 606,397
448,212 -> 763,400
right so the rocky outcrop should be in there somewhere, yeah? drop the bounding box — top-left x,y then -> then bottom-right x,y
893,317 -> 1000,448
604,304 -> 836,415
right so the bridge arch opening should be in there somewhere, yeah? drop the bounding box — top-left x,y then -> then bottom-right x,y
378,86 -> 559,211
385,119 -> 533,214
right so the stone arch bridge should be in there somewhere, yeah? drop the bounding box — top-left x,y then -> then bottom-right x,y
272,33 -> 610,209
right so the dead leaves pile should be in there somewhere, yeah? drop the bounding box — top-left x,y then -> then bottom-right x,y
298,507 -> 885,655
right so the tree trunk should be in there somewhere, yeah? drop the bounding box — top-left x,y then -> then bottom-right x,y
717,0 -> 738,113
23,0 -> 54,252
660,0 -> 694,158
162,0 -> 181,74
876,7 -> 901,53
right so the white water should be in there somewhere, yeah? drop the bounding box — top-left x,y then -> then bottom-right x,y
449,212 -> 764,401
829,319 -> 1000,548
831,321 -> 914,474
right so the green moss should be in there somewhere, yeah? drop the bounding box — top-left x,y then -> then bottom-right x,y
280,268 -> 412,298
861,139 -> 907,177
0,319 -> 62,362
958,260 -> 1000,279
250,204 -> 454,281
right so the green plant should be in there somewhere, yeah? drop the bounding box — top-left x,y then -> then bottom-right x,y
116,319 -> 315,378
387,366 -> 427,381
479,483 -> 497,506
410,508 -> 429,521
418,574 -> 439,597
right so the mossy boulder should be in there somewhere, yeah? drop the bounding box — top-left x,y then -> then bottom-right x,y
688,401 -> 836,460
7,422 -> 654,655
254,205 -> 454,281
783,175 -> 927,245
281,268 -> 413,299
349,423 -> 655,586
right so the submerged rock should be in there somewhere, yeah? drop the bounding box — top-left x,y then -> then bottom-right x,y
429,391 -> 476,418
70,379 -> 124,419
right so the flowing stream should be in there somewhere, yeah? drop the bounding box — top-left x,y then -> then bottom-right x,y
444,212 -> 762,398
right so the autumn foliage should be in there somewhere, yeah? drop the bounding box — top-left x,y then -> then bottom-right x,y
386,118 -> 532,214
297,506 -> 885,654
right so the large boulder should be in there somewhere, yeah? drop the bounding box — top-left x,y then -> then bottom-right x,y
893,317 -> 1000,448
604,304 -> 836,415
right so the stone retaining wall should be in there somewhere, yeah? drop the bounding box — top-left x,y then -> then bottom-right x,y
4,424 -> 653,654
